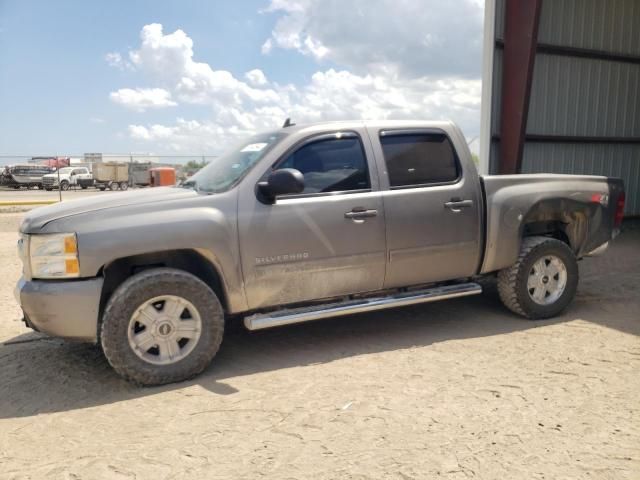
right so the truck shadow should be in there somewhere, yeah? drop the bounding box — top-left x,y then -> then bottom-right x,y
0,292 -> 607,419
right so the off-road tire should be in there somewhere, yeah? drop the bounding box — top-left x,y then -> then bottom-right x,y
101,268 -> 224,386
497,236 -> 578,319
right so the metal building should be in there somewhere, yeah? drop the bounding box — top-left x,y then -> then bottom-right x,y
480,0 -> 640,216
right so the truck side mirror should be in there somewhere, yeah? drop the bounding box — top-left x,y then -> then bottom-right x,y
257,168 -> 304,203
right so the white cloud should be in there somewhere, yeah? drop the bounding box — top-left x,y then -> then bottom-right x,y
105,52 -> 132,70
262,0 -> 483,78
124,68 -> 480,152
245,69 -> 269,86
124,23 -> 280,107
109,88 -> 177,112
261,38 -> 273,54
127,117 -> 274,152
110,15 -> 483,152
291,70 -> 481,125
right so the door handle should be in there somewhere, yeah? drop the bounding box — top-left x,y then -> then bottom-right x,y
444,199 -> 473,212
345,208 -> 378,220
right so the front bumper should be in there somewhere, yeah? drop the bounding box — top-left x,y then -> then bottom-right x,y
14,276 -> 104,342
42,178 -> 58,187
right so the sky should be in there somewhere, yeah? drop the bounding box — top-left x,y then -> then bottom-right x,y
0,0 -> 485,156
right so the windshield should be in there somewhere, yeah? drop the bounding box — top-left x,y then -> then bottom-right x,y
183,131 -> 287,193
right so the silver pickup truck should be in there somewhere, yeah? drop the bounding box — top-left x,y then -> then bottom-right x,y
15,121 -> 625,385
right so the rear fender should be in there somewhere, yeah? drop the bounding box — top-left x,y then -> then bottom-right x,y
520,198 -> 596,253
481,186 -> 611,274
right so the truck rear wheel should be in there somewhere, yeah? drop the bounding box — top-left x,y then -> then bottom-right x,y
120,182 -> 129,190
101,268 -> 224,385
497,236 -> 578,319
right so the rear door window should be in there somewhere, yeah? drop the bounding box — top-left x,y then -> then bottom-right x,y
380,132 -> 460,188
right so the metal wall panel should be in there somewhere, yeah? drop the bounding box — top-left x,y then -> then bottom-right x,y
488,0 -> 639,216
522,142 -> 640,215
491,49 -> 503,136
527,54 -> 640,136
489,139 -> 501,174
494,0 -> 505,40
538,0 -> 640,56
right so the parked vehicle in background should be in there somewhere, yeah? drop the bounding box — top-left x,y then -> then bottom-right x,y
93,162 -> 129,191
129,162 -> 152,187
35,156 -> 71,169
42,167 -> 93,191
14,120 -> 625,385
1,164 -> 55,189
149,167 -> 177,187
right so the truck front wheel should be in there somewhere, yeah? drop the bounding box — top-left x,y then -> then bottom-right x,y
101,268 -> 224,385
497,236 -> 578,319
60,180 -> 70,191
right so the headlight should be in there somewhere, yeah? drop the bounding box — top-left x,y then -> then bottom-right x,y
29,233 -> 80,278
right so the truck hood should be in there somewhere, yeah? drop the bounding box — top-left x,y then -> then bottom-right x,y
21,187 -> 199,233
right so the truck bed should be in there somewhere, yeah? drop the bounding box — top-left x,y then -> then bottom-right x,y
479,173 -> 624,274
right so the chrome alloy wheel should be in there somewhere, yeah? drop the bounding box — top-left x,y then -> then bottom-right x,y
527,255 -> 568,305
127,295 -> 202,365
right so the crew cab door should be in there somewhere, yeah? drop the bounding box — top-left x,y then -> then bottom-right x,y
368,127 -> 483,288
237,130 -> 387,309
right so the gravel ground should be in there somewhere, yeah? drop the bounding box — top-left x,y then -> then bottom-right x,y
0,187 -> 104,203
0,211 -> 638,480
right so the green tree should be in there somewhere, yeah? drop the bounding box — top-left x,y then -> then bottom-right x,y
184,159 -> 208,173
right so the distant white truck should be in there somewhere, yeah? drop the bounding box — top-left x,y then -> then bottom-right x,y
42,167 -> 93,191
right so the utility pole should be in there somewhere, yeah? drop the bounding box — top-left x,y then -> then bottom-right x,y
57,158 -> 62,202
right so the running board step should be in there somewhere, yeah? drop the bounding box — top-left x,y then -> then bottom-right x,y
243,282 -> 482,331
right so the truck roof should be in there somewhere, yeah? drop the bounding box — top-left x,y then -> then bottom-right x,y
281,119 -> 457,135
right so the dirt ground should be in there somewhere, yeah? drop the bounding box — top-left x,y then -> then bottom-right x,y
0,211 -> 638,480
0,186 -> 103,203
